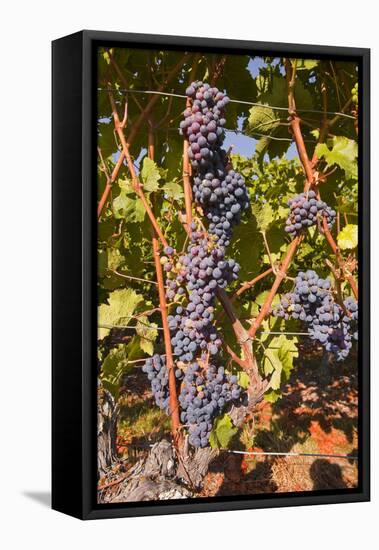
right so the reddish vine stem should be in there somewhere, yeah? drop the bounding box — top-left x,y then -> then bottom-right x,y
216,288 -> 261,387
97,53 -> 190,218
152,233 -> 182,446
216,267 -> 274,326
97,153 -> 125,219
248,236 -> 302,338
321,216 -> 358,299
308,75 -> 359,299
233,268 -> 273,299
147,127 -> 182,447
291,116 -> 314,190
244,61 -> 310,338
108,92 -> 169,248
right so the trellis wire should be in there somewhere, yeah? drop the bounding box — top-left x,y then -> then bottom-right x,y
125,442 -> 358,461
153,125 -> 316,143
100,325 -> 313,336
97,87 -> 356,120
226,450 -> 358,461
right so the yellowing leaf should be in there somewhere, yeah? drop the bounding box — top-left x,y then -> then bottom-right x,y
237,371 -> 250,390
337,224 -> 358,250
293,59 -> 319,71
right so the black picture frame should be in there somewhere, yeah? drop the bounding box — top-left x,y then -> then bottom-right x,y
52,30 -> 370,520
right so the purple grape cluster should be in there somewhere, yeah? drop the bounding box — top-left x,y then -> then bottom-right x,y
275,270 -> 358,360
142,355 -> 174,411
143,82 -> 249,448
180,81 -> 249,247
285,190 -> 336,237
180,82 -> 229,170
343,296 -> 358,341
166,226 -> 239,363
179,362 -> 243,448
195,170 -> 249,247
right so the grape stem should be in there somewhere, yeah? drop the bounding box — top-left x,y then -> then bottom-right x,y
232,268 -> 273,300
248,235 -> 302,338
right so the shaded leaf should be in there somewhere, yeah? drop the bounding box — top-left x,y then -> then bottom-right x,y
251,202 -> 274,231
246,105 -> 281,135
101,344 -> 131,398
209,414 -> 238,449
113,190 -> 146,222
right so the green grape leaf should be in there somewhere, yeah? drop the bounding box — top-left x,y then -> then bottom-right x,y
254,136 -> 270,160
251,202 -> 274,231
140,157 -> 161,192
113,190 -> 146,222
136,316 -> 158,356
230,217 -> 261,281
337,224 -> 358,250
209,414 -> 238,449
107,248 -> 124,271
246,105 -> 281,136
98,288 -> 144,339
264,389 -> 282,403
315,136 -> 358,179
101,344 -> 131,398
163,181 -> 184,201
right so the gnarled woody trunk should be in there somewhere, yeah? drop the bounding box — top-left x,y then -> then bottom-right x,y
97,385 -> 118,478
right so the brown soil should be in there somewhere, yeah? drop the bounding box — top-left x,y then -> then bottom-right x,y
113,347 -> 358,497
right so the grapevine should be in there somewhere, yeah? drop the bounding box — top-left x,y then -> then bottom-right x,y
96,51 -> 360,499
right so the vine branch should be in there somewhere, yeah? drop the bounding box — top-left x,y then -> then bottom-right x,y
97,53 -> 190,218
